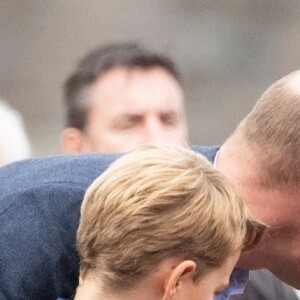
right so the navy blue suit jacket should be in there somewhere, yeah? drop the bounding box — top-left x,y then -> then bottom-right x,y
0,147 -> 297,300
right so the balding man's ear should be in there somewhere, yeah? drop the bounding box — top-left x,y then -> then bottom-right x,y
60,128 -> 86,153
162,260 -> 196,300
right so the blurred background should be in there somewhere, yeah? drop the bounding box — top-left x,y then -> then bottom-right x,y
1,0 -> 300,156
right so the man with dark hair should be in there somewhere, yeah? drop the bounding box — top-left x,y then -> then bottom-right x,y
61,42 -> 188,152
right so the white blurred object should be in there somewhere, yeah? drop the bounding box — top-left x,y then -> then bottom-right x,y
0,100 -> 31,166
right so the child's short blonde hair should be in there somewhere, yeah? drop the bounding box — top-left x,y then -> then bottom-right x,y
77,145 -> 264,292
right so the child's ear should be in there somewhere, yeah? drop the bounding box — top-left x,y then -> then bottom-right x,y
162,260 -> 196,300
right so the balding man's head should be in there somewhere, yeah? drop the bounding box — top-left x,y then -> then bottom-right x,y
226,70 -> 300,189
285,70 -> 300,95
218,70 -> 300,288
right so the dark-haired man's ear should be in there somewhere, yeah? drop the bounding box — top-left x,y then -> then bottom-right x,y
60,128 -> 86,153
162,260 -> 196,300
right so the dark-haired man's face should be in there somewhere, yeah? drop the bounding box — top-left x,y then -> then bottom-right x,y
63,67 -> 188,153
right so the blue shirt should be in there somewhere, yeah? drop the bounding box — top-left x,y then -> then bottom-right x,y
215,268 -> 249,300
